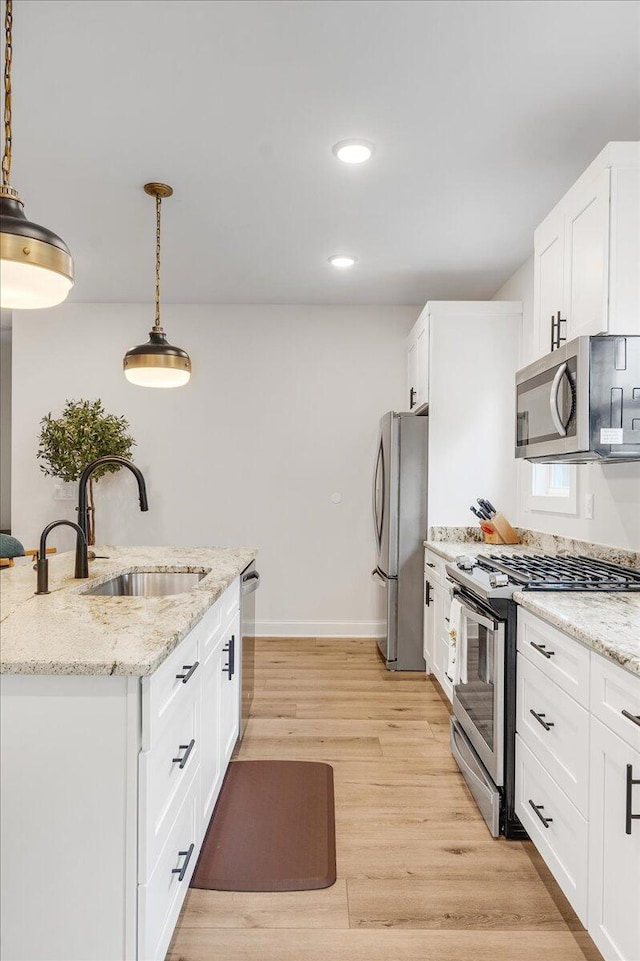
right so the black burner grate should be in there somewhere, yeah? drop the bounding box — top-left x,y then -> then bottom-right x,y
476,553 -> 640,592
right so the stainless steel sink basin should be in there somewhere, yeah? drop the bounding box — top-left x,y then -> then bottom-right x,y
84,571 -> 208,597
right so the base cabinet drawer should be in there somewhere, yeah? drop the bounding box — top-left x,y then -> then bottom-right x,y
588,717 -> 640,961
139,685 -> 200,882
517,654 -> 589,816
590,653 -> 640,753
138,768 -> 200,961
515,735 -> 588,924
517,611 -> 590,707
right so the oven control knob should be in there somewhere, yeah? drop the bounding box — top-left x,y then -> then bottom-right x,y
455,555 -> 475,571
489,573 -> 509,588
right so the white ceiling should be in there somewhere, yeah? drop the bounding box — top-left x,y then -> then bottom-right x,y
7,0 -> 640,306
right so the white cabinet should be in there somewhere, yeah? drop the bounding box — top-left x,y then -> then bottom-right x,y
534,207 -> 565,359
516,610 -> 640,961
588,655 -> 640,961
588,718 -> 640,961
531,142 -> 640,363
564,167 -> 611,341
406,308 -> 428,412
220,612 -> 241,765
0,576 -> 243,961
423,547 -> 453,701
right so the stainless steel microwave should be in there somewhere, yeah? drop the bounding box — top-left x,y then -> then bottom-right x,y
515,336 -> 640,463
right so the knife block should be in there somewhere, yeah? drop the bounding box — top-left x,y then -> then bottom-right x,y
480,513 -> 520,545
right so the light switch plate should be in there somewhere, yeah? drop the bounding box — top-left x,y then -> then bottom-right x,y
53,483 -> 76,502
585,493 -> 594,520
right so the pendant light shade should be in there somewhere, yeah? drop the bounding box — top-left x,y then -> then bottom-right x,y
0,1 -> 74,309
123,182 -> 191,389
124,330 -> 191,388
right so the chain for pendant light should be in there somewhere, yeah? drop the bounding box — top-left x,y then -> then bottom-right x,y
2,0 -> 13,186
154,193 -> 162,329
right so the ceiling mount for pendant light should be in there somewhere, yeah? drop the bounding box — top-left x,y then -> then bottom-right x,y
0,0 -> 74,309
123,182 -> 191,389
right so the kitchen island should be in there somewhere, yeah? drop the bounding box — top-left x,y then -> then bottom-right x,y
0,546 -> 257,961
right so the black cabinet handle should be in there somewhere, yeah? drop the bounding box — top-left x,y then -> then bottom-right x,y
223,634 -> 235,680
550,311 -> 567,351
622,709 -> 640,729
172,738 -> 196,769
176,661 -> 199,684
530,641 -> 555,660
171,842 -> 195,882
529,799 -> 553,829
409,387 -> 416,409
530,709 -> 555,732
425,583 -> 431,606
626,764 -> 640,835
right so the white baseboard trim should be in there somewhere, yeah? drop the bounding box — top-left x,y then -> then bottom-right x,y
255,620 -> 383,638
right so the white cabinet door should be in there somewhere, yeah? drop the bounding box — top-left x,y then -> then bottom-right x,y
199,635 -> 224,832
588,717 -> 640,961
407,329 -> 418,412
220,612 -> 241,765
406,311 -> 428,411
415,317 -> 429,409
423,571 -> 437,675
564,167 -> 611,340
533,208 -> 565,360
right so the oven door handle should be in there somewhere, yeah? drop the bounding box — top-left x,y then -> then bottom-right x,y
549,362 -> 570,438
453,589 -> 500,632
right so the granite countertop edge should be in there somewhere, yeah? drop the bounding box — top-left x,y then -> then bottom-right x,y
0,546 -> 258,678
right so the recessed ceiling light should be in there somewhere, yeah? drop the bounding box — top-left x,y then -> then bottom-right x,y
329,255 -> 357,268
332,140 -> 374,164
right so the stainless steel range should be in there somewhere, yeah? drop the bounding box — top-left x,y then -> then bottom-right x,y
446,551 -> 640,838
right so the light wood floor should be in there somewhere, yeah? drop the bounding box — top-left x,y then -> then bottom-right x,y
168,637 -> 602,961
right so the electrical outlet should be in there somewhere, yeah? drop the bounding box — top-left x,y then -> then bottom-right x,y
585,493 -> 594,520
53,483 -> 76,502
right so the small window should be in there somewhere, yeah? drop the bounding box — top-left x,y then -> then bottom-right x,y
525,463 -> 577,515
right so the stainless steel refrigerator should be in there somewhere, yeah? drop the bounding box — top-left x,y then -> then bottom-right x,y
372,411 -> 429,671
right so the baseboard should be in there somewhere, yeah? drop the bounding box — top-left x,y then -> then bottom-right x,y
254,620 -> 384,638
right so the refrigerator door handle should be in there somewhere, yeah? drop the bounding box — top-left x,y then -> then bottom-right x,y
372,439 -> 385,550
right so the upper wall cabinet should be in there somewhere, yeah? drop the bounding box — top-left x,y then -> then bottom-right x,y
532,142 -> 640,363
406,308 -> 429,413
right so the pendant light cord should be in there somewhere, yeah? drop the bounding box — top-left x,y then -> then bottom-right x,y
2,0 -> 12,186
154,193 -> 162,330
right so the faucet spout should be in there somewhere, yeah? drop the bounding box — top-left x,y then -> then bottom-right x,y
77,456 -> 149,543
35,520 -> 88,595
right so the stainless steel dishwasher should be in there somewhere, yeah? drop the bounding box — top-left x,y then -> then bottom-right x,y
239,561 -> 260,740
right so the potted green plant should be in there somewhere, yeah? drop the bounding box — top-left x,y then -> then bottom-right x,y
37,399 -> 136,546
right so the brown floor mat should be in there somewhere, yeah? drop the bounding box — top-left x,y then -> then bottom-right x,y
191,760 -> 336,892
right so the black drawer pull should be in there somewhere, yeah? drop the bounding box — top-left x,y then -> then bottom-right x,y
530,710 -> 554,732
171,842 -> 195,882
530,641 -> 555,660
172,738 -> 196,769
409,387 -> 416,409
222,634 -> 235,680
529,799 -> 553,829
626,764 -> 640,835
622,709 -> 640,729
176,661 -> 199,684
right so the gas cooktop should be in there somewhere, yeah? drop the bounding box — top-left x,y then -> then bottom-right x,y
446,551 -> 640,601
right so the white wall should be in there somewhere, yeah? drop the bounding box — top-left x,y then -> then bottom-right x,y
11,303 -> 417,634
493,257 -> 640,551
0,329 -> 11,531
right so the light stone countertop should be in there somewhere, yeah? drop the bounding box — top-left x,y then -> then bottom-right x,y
424,538 -> 640,676
0,546 -> 257,677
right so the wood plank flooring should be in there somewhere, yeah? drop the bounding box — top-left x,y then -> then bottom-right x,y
168,637 -> 602,961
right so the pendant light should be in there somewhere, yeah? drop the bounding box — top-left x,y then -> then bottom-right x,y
0,0 -> 74,309
123,183 -> 191,388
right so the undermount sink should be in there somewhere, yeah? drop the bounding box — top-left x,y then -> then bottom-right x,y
84,571 -> 208,597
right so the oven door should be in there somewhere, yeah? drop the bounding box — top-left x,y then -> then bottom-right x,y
515,337 -> 590,460
452,594 -> 505,787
